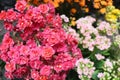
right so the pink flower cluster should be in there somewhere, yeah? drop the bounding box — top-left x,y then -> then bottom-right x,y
75,58 -> 95,79
0,0 -> 82,80
97,21 -> 114,36
76,16 -> 111,51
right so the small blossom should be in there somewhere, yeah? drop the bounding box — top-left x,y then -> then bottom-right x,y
97,72 -> 105,78
5,62 -> 16,72
40,65 -> 51,76
95,53 -> 105,60
38,4 -> 49,13
41,46 -> 55,60
15,0 -> 27,12
60,15 -> 69,22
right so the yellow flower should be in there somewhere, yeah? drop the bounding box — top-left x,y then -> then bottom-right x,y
111,24 -> 118,32
111,9 -> 120,16
105,13 -> 117,22
70,17 -> 76,26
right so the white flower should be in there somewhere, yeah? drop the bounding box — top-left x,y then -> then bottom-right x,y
118,67 -> 120,72
104,59 -> 113,71
95,54 -> 105,60
97,72 -> 105,78
60,15 -> 69,22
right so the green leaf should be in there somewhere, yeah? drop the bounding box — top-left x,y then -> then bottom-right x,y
95,60 -> 104,69
92,70 -> 99,80
101,50 -> 110,56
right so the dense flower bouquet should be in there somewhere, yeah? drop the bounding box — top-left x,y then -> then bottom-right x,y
0,0 -> 120,80
0,0 -> 82,80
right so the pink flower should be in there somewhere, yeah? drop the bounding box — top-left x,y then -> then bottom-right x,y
29,47 -> 41,60
5,72 -> 13,79
13,67 -> 29,78
0,53 -> 9,62
95,54 -> 105,60
46,14 -> 54,24
41,46 -> 55,60
17,17 -> 32,30
7,48 -> 19,59
17,56 -> 29,65
47,3 -> 55,14
6,9 -> 17,21
25,8 -> 34,20
31,70 -> 39,79
97,72 -> 104,78
40,65 -> 51,76
53,42 -> 68,53
19,45 -> 30,56
62,60 -> 75,71
54,53 -> 73,73
41,28 -> 61,46
0,2 -> 83,79
53,15 -> 62,28
4,21 -> 13,31
29,60 -> 42,69
15,0 -> 27,12
67,34 -> 78,46
2,32 -> 14,47
54,64 -> 63,73
5,62 -> 16,72
38,4 -> 49,13
0,10 -> 6,20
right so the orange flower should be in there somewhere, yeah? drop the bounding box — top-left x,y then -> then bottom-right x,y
79,0 -> 85,7
52,1 -> 59,7
99,8 -> 106,14
74,0 -> 79,2
71,8 -> 77,14
85,7 -> 89,12
43,0 -> 49,3
94,2 -> 100,9
100,1 -> 107,6
94,0 -> 100,2
107,1 -> 113,6
67,0 -> 72,3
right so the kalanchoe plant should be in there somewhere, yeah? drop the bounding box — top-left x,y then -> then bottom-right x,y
0,0 -> 83,80
61,14 -> 120,80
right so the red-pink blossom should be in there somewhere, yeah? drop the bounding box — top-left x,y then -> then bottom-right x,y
4,21 -> 13,31
5,62 -> 16,72
19,45 -> 30,56
0,10 -> 6,20
40,65 -> 51,76
38,4 -> 49,13
29,47 -> 41,60
13,67 -> 29,78
17,56 -> 29,65
31,70 -> 39,79
15,0 -> 27,12
41,46 -> 55,60
0,2 -> 82,79
29,60 -> 42,69
6,9 -> 17,21
5,72 -> 13,79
